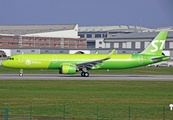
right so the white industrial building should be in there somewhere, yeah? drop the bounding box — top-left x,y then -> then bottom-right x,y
0,24 -> 87,49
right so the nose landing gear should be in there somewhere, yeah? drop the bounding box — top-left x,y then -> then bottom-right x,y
19,69 -> 23,77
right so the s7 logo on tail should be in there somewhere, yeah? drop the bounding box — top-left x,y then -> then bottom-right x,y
151,40 -> 165,52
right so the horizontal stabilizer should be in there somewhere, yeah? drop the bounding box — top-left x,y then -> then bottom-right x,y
151,56 -> 170,61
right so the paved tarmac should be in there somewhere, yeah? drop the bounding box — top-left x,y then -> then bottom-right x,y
0,74 -> 173,81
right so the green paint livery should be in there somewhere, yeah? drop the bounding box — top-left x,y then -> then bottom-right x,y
2,31 -> 170,77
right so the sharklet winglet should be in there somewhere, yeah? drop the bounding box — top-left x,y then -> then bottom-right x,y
107,49 -> 115,59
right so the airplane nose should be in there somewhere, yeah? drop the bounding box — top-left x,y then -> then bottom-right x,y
1,60 -> 7,67
1,61 -> 5,66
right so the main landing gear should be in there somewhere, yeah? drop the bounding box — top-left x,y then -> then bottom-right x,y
19,69 -> 23,77
81,72 -> 89,77
81,67 -> 89,77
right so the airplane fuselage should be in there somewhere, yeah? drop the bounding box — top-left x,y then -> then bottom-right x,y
2,54 -> 169,69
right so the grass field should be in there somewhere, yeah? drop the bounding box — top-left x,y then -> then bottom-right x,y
1,66 -> 173,119
1,66 -> 173,75
0,80 -> 173,119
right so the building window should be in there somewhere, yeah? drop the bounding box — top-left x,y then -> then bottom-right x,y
35,43 -> 39,46
122,42 -> 127,48
31,50 -> 35,52
60,51 -> 63,53
3,37 -> 7,40
87,34 -> 92,38
14,43 -> 18,46
0,42 -> 2,45
25,43 -> 29,46
83,40 -> 86,43
64,44 -> 68,47
9,37 -> 13,40
30,43 -> 34,46
99,41 -> 102,44
24,38 -> 29,41
45,44 -> 49,46
3,42 -> 7,45
79,34 -> 84,38
35,39 -> 39,41
45,50 -> 49,52
50,44 -> 54,46
8,43 -> 13,45
55,44 -> 59,46
45,39 -> 49,42
69,40 -> 73,42
40,44 -> 44,46
40,39 -> 44,41
14,38 -> 18,40
103,34 -> 107,38
95,34 -> 101,38
74,40 -> 77,42
17,50 -> 20,52
30,38 -> 34,41
135,42 -> 140,49
127,42 -> 131,48
0,37 -> 2,40
64,39 -> 68,42
50,39 -> 54,42
55,39 -> 59,42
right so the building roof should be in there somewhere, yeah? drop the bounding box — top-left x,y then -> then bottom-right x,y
104,31 -> 173,42
79,25 -> 149,32
0,24 -> 77,35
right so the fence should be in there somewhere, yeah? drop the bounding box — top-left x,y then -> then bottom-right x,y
0,105 -> 172,120
0,108 -> 8,120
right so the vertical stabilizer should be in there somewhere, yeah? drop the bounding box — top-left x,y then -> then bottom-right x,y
141,31 -> 168,55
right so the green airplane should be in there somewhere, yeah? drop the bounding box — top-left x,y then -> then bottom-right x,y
2,31 -> 170,77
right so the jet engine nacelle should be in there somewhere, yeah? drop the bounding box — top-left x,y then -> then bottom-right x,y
59,64 -> 79,74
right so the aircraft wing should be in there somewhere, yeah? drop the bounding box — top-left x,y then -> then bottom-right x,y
76,58 -> 109,69
76,49 -> 115,69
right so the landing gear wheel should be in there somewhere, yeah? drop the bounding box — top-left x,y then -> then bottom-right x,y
19,73 -> 23,77
84,72 -> 89,77
81,72 -> 85,77
81,72 -> 89,77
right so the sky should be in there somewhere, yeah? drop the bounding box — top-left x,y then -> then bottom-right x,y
0,0 -> 172,29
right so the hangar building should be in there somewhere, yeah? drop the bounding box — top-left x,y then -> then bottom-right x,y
78,25 -> 149,48
0,24 -> 87,49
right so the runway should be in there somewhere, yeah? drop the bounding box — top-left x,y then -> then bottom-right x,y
0,74 -> 173,81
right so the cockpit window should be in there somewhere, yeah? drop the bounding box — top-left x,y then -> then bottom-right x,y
7,57 -> 14,60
